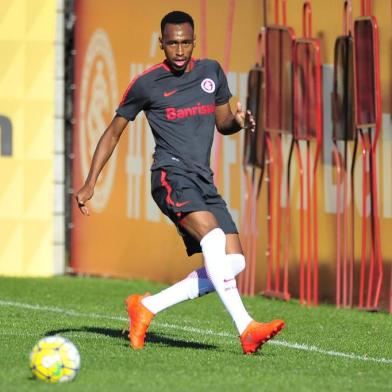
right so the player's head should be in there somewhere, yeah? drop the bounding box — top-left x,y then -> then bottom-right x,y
160,11 -> 196,73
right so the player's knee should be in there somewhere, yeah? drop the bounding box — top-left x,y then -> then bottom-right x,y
182,211 -> 220,241
226,253 -> 246,276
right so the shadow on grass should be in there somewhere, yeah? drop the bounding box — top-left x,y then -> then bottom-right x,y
45,326 -> 217,351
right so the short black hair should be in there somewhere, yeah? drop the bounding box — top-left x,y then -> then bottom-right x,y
161,11 -> 194,35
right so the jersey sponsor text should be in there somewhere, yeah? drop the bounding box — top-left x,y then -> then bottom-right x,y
166,103 -> 216,121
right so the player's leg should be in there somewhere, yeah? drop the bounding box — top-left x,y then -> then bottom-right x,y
140,222 -> 246,315
177,212 -> 253,334
127,217 -> 283,352
126,211 -> 249,350
225,233 -> 285,354
125,257 -> 245,349
182,218 -> 285,354
126,169 -> 284,352
141,251 -> 246,314
125,170 -> 212,349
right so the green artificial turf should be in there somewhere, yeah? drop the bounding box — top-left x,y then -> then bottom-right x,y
0,276 -> 391,391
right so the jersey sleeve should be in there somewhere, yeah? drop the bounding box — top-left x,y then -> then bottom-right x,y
116,76 -> 150,121
215,62 -> 232,105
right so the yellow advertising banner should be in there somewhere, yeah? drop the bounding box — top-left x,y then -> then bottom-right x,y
71,0 -> 392,308
0,0 -> 56,276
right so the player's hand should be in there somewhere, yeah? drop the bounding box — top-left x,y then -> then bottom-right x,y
75,184 -> 94,216
235,102 -> 256,132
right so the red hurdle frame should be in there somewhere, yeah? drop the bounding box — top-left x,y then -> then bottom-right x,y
262,0 -> 295,301
238,32 -> 265,296
291,1 -> 322,306
353,0 -> 383,310
331,0 -> 356,308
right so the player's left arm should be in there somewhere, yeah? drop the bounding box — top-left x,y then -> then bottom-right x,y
215,102 -> 255,135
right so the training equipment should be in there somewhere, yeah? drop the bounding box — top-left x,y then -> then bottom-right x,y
240,319 -> 285,355
29,336 -> 81,383
125,293 -> 154,349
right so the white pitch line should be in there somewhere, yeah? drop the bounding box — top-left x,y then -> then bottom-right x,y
0,299 -> 391,365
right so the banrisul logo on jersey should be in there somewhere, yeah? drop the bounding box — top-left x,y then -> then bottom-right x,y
166,103 -> 216,120
201,78 -> 215,93
79,29 -> 119,212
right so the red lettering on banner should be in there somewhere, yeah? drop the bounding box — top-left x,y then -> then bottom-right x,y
165,103 -> 215,121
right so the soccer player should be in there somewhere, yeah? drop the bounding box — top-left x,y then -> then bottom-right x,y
76,10 -> 285,354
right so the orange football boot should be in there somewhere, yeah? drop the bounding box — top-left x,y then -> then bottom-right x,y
240,319 -> 285,355
125,293 -> 154,349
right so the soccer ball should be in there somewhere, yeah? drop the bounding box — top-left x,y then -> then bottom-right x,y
29,336 -> 81,383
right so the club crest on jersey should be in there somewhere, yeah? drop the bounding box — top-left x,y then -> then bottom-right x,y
201,78 -> 215,93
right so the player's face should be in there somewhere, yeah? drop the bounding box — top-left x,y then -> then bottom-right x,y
160,23 -> 195,73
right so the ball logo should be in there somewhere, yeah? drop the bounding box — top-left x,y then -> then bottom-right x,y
79,29 -> 119,212
201,78 -> 215,93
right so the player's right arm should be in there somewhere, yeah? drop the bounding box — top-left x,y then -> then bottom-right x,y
76,69 -> 150,215
75,115 -> 128,215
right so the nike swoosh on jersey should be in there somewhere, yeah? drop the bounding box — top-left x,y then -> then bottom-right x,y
175,200 -> 190,207
163,89 -> 177,97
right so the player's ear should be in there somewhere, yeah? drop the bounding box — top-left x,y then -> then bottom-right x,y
193,34 -> 196,48
159,36 -> 163,50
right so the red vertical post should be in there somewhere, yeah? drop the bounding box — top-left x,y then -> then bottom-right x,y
283,140 -> 295,300
389,267 -> 392,314
312,40 -> 322,307
333,147 -> 343,307
275,136 -> 283,292
294,141 -> 305,304
358,132 -> 368,308
349,139 -> 358,307
265,135 -> 275,294
306,141 -> 312,305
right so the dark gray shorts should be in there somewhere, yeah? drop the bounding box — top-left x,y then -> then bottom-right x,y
151,167 -> 238,256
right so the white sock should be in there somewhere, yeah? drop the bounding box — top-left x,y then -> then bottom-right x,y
141,253 -> 245,314
200,228 -> 252,334
193,253 -> 246,297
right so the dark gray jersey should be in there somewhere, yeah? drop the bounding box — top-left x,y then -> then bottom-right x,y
116,58 -> 232,179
